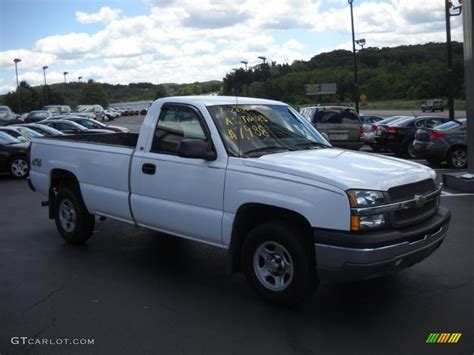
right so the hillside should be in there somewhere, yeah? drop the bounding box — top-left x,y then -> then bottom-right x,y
0,42 -> 464,112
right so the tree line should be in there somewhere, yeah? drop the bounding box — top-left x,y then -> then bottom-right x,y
0,42 -> 464,112
223,42 -> 465,105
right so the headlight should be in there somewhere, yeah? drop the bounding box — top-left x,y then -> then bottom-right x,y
347,190 -> 385,207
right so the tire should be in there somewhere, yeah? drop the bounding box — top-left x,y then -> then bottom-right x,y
241,222 -> 318,306
54,187 -> 95,244
447,147 -> 467,169
8,156 -> 29,179
406,140 -> 417,159
421,109 -> 425,112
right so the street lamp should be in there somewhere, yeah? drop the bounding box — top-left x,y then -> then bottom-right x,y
348,0 -> 360,114
63,71 -> 68,83
13,58 -> 22,114
42,66 -> 48,106
355,38 -> 366,50
445,0 -> 462,121
258,56 -> 267,97
240,61 -> 249,96
78,76 -> 83,82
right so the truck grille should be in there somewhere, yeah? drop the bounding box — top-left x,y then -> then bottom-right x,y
388,179 -> 436,202
388,179 -> 438,228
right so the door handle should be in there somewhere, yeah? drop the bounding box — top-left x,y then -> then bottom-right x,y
142,163 -> 156,175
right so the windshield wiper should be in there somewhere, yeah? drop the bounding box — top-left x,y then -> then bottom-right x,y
244,146 -> 292,157
294,141 -> 328,149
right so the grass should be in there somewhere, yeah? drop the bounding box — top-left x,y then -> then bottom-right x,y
360,99 -> 466,110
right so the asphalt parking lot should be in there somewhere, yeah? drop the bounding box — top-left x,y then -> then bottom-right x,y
1,114 -> 473,355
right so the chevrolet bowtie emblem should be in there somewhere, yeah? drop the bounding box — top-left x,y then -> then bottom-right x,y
414,194 -> 426,208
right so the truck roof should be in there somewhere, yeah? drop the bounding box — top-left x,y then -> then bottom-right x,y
154,96 -> 286,106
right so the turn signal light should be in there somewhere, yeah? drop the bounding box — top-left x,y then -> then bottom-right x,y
351,216 -> 360,231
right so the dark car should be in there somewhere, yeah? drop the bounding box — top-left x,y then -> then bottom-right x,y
413,118 -> 467,168
15,123 -> 64,136
375,116 -> 449,157
368,116 -> 409,151
421,99 -> 445,112
300,105 -> 363,150
0,131 -> 30,178
38,120 -> 113,134
61,117 -> 129,133
140,108 -> 148,115
24,110 -> 52,123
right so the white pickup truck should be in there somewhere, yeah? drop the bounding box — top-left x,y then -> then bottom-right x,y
28,96 -> 451,305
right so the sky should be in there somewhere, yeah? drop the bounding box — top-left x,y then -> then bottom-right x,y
0,0 -> 464,95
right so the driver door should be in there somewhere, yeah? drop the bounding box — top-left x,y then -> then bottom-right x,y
132,104 -> 226,245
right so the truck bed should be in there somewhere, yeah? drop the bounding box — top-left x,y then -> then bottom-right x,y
43,133 -> 139,148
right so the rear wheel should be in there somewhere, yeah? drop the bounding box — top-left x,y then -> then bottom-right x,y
406,140 -> 417,159
242,222 -> 318,305
54,187 -> 95,244
447,147 -> 467,169
9,156 -> 29,179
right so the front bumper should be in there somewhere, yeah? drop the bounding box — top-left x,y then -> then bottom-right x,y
314,207 -> 451,282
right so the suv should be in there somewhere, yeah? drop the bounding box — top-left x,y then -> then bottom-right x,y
421,99 -> 445,112
300,105 -> 363,150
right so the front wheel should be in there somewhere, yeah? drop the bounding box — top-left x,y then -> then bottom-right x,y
406,141 -> 417,159
242,222 -> 318,305
54,187 -> 95,244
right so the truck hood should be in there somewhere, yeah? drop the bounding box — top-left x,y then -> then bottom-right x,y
243,148 -> 436,191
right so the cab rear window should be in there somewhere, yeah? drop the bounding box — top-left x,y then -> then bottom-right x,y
314,110 -> 360,124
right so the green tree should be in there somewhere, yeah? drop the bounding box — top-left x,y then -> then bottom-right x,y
78,80 -> 109,107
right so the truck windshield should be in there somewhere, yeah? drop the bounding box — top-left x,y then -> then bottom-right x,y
207,104 -> 329,157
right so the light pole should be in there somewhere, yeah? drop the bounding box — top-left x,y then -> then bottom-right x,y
445,0 -> 462,121
348,0 -> 359,114
13,58 -> 22,114
78,76 -> 83,82
42,66 -> 48,106
355,38 -> 366,50
240,61 -> 249,96
258,56 -> 267,97
63,71 -> 68,83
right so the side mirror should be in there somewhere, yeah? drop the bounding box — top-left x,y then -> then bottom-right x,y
177,139 -> 216,161
321,132 -> 330,142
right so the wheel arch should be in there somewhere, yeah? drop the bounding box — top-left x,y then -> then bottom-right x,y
228,203 -> 313,273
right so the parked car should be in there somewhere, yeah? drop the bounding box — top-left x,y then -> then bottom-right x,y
299,105 -> 363,150
74,105 -> 105,121
38,120 -> 112,134
140,108 -> 148,115
103,109 -> 119,120
359,115 -> 384,144
0,126 -> 43,141
15,123 -> 64,137
0,105 -> 16,126
413,118 -> 467,168
421,99 -> 445,112
24,110 -> 52,123
61,117 -> 129,133
42,105 -> 72,115
377,116 -> 449,158
29,96 -> 450,305
370,116 -> 410,151
0,131 -> 30,178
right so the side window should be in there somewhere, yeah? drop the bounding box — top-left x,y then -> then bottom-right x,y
150,106 -> 207,155
427,119 -> 444,128
415,120 -> 426,128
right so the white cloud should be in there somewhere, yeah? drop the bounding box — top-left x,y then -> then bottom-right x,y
75,6 -> 122,25
0,0 -> 465,95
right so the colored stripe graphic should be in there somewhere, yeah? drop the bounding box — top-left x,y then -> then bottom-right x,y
427,332 -> 462,344
426,333 -> 439,343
